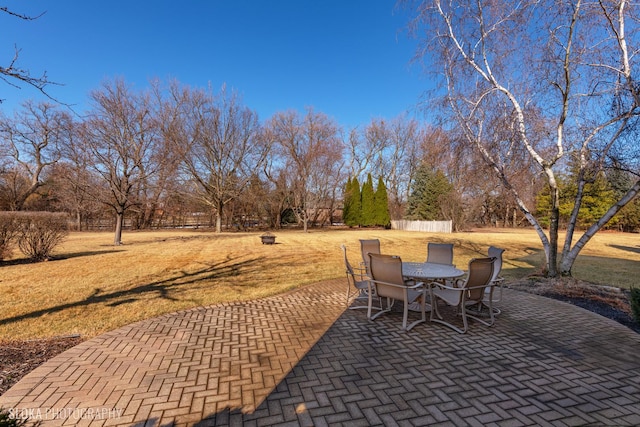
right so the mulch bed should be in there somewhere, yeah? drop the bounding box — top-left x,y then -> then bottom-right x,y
1,278 -> 638,397
1,335 -> 83,396
507,277 -> 640,334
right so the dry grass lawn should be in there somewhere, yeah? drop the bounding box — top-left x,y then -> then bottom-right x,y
0,227 -> 638,341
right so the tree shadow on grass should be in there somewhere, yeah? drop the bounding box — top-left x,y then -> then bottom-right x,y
453,239 -> 544,277
0,255 -> 263,327
0,249 -> 126,267
53,249 -> 127,260
609,244 -> 640,255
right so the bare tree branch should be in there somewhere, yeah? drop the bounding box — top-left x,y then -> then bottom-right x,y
1,7 -> 61,104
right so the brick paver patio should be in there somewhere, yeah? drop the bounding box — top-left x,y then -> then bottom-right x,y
1,278 -> 639,426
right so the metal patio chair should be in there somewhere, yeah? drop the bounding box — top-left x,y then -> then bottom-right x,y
368,253 -> 427,331
429,257 -> 496,333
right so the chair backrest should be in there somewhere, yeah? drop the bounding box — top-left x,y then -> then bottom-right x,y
360,239 -> 381,275
426,242 -> 454,265
487,246 -> 505,282
342,244 -> 368,291
341,244 -> 355,275
461,257 -> 495,300
368,253 -> 406,300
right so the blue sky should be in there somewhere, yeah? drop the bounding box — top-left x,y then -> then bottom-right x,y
0,1 -> 429,129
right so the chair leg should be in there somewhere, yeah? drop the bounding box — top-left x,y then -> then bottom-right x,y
404,291 -> 427,331
486,285 -> 502,316
402,300 -> 408,330
460,305 -> 469,333
429,296 -> 468,334
346,278 -> 352,307
429,289 -> 445,322
466,300 -> 495,327
348,288 -> 379,310
370,298 -> 394,320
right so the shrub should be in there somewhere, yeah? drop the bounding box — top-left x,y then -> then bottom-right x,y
631,287 -> 640,325
0,212 -> 20,261
15,212 -> 69,262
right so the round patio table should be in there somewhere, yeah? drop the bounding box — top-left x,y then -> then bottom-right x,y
401,262 -> 465,312
402,262 -> 464,282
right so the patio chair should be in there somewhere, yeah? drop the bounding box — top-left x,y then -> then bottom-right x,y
368,253 -> 427,331
359,239 -> 381,277
426,242 -> 454,265
484,246 -> 505,314
426,242 -> 455,286
341,244 -> 382,311
429,257 -> 496,333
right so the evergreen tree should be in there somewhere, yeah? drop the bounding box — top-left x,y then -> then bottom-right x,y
535,174 -> 568,228
350,176 -> 362,227
405,165 -> 453,220
374,176 -> 391,228
342,177 -> 353,226
361,173 -> 375,226
608,167 -> 640,232
616,198 -> 640,232
572,172 -> 617,228
536,158 -> 618,229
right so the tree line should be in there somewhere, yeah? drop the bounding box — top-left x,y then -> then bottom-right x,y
0,79 -> 507,240
1,77 -> 638,247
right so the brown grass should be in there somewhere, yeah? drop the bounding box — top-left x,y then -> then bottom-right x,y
0,228 -> 638,341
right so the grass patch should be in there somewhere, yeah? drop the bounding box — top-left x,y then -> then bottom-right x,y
0,228 -> 638,341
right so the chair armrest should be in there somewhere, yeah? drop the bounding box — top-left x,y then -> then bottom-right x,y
403,279 -> 425,288
431,282 -> 494,292
465,283 -> 496,291
352,265 -> 367,278
428,281 -> 461,291
407,281 -> 425,289
369,279 -> 424,290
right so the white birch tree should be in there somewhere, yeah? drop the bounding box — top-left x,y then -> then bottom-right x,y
406,0 -> 640,276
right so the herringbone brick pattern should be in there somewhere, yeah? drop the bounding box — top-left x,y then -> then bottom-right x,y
1,279 -> 639,426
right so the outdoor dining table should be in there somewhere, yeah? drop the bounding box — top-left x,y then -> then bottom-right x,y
401,262 -> 465,311
402,262 -> 465,282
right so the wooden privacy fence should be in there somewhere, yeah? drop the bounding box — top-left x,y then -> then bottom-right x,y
391,220 -> 453,233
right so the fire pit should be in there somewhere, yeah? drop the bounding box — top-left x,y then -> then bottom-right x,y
260,233 -> 276,245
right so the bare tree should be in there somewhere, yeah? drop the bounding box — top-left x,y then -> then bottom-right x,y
170,84 -> 269,233
122,80 -> 184,230
347,115 -> 423,219
268,108 -> 344,232
346,115 -> 422,219
53,120 -> 104,230
261,152 -> 294,229
437,122 -> 538,229
82,79 -> 158,245
369,116 -> 422,219
0,101 -> 69,210
407,0 -> 640,277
